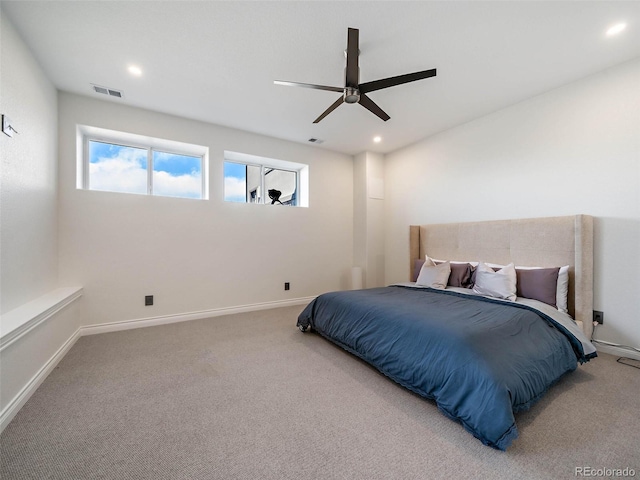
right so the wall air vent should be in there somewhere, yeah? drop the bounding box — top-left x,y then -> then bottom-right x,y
91,84 -> 124,98
308,138 -> 324,144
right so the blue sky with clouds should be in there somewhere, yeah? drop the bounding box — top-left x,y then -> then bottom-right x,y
223,162 -> 247,202
89,141 -> 202,199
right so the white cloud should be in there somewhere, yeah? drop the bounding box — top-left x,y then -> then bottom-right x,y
153,170 -> 202,198
224,176 -> 246,202
89,156 -> 147,194
90,151 -> 202,199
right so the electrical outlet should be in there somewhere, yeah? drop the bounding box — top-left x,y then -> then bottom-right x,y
593,310 -> 603,325
284,282 -> 290,291
145,295 -> 154,306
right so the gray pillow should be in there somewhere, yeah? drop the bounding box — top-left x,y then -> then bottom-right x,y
516,267 -> 560,307
448,263 -> 474,288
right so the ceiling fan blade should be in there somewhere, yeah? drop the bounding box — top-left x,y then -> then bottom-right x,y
274,80 -> 343,93
359,68 -> 437,94
313,96 -> 345,123
345,28 -> 359,87
358,94 -> 390,121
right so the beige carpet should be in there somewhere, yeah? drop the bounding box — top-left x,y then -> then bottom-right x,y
1,305 -> 638,479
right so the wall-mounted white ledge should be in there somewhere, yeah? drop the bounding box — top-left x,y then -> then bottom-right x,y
0,287 -> 83,351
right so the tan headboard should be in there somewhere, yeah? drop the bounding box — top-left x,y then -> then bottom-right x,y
409,215 -> 593,337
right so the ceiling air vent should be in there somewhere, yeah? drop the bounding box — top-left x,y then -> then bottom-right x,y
91,84 -> 124,98
308,138 -> 324,144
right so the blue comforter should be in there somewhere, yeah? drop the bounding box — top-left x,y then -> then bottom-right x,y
297,286 -> 594,450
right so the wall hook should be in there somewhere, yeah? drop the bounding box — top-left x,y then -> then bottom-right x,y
2,114 -> 19,137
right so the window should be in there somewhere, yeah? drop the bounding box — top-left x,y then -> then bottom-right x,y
78,125 -> 208,200
223,151 -> 309,207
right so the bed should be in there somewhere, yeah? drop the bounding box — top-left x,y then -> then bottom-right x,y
297,215 -> 597,450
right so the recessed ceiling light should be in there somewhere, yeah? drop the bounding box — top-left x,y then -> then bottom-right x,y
606,23 -> 627,36
128,65 -> 143,77
373,136 -> 382,143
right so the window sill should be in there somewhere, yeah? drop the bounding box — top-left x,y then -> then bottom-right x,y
0,287 -> 83,350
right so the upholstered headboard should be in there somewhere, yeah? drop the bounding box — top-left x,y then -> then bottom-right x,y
409,215 -> 594,337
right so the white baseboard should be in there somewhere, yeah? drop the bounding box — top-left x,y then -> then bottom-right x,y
81,296 -> 316,336
594,342 -> 640,361
0,328 -> 82,432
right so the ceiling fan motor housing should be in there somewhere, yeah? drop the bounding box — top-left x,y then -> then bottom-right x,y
344,87 -> 360,104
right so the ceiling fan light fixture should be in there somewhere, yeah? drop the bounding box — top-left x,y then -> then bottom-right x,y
344,87 -> 360,104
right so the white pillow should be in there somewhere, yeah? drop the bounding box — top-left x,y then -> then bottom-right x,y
556,265 -> 569,313
473,262 -> 517,301
416,260 -> 451,290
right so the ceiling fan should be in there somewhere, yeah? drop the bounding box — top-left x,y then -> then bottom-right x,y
274,27 -> 437,123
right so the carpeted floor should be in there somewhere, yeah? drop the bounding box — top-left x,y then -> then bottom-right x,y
1,305 -> 638,479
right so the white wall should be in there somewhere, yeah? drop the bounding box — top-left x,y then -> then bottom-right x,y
58,93 -> 354,326
384,58 -> 640,349
353,152 -> 385,289
0,12 -> 59,314
366,152 -> 385,288
0,12 -> 84,432
353,153 -> 367,282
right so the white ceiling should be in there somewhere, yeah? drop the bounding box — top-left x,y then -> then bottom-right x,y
3,1 -> 639,155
